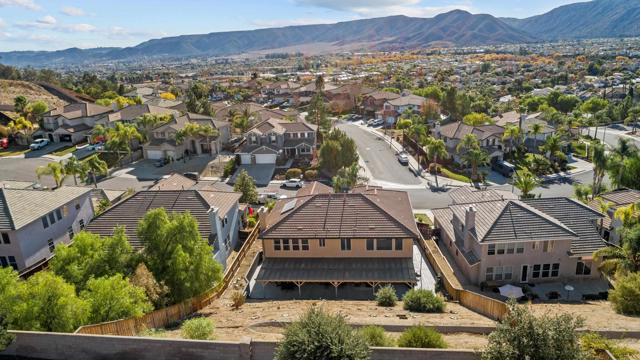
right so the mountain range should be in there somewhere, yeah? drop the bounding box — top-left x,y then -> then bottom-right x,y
1,0 -> 639,67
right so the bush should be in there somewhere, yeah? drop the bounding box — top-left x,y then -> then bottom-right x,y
223,158 -> 237,177
275,307 -> 369,360
609,272 -> 640,315
440,167 -> 471,183
580,333 -> 638,360
359,325 -> 394,347
231,291 -> 245,310
397,326 -> 446,349
286,168 -> 303,180
428,163 -> 441,174
181,317 -> 214,340
403,289 -> 445,313
304,169 -> 318,181
375,285 -> 398,307
246,215 -> 258,228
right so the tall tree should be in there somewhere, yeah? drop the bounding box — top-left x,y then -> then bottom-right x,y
81,275 -> 152,323
462,112 -> 494,126
425,137 -> 449,188
502,123 -> 522,152
528,123 -> 544,152
64,155 -> 86,186
176,123 -> 219,156
136,113 -> 172,143
462,148 -> 489,181
456,133 -> 480,154
83,154 -> 108,188
36,161 -> 66,188
593,224 -> 640,277
591,142 -> 608,196
13,95 -> 28,115
513,170 -> 540,199
233,169 -> 259,204
319,129 -> 358,177
138,209 -> 223,303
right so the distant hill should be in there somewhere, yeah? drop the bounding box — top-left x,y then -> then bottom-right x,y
503,0 -> 640,40
0,11 -> 535,67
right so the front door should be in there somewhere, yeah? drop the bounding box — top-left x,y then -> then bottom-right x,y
520,265 -> 529,283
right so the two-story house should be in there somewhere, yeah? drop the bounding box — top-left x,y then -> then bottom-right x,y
493,111 -> 556,151
39,103 -> 113,144
0,186 -> 94,274
99,104 -> 179,128
433,188 -> 608,287
236,118 -> 316,166
361,91 -> 401,119
253,185 -> 420,298
588,188 -> 640,244
143,112 -> 231,160
86,189 -> 243,269
434,122 -> 506,164
379,94 -> 427,125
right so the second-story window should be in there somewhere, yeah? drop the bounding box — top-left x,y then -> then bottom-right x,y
1,233 -> 9,244
42,216 -> 49,229
274,239 -> 281,251
79,219 -> 85,230
395,239 -> 403,251
319,239 -> 326,247
282,239 -> 290,251
366,239 -> 374,251
301,240 -> 309,251
377,238 -> 392,250
340,238 -> 351,251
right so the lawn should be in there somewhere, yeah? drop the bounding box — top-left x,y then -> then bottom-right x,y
51,145 -> 77,157
0,147 -> 30,157
440,167 -> 471,183
414,213 -> 433,226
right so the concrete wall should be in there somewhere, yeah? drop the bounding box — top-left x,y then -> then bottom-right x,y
2,332 -> 480,360
262,238 -> 413,258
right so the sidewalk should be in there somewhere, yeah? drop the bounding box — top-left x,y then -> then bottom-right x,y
358,124 -> 469,188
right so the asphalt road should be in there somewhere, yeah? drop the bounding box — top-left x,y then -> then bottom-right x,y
338,123 -> 421,186
0,157 -> 61,187
585,124 -> 640,148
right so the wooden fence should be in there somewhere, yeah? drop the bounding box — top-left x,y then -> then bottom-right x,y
75,224 -> 261,336
421,237 -> 508,321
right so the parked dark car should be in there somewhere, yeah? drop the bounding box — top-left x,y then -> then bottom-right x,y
491,160 -> 516,177
183,172 -> 200,181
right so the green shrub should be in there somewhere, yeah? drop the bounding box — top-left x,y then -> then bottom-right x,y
304,169 -> 318,181
609,272 -> 640,315
246,215 -> 258,228
223,158 -> 237,177
440,167 -> 471,183
181,317 -> 214,340
375,285 -> 398,307
286,168 -> 303,179
580,333 -> 638,360
275,307 -> 369,360
397,326 -> 446,349
402,289 -> 445,313
359,325 -> 394,347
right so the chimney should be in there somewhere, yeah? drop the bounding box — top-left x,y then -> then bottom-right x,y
463,206 -> 476,251
207,206 -> 221,238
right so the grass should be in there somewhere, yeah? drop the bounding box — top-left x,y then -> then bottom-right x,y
414,213 -> 432,226
440,167 -> 471,183
0,148 -> 30,157
51,145 -> 77,157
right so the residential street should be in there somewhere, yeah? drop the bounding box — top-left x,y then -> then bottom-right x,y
585,124 -> 640,148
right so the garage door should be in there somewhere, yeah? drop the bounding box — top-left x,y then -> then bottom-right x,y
146,150 -> 164,160
255,154 -> 276,164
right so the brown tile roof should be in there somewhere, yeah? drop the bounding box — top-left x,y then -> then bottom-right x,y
86,190 -> 240,249
364,91 -> 401,101
438,122 -> 504,141
588,189 -> 640,229
262,190 -> 419,239
387,94 -> 426,107
449,187 -> 518,204
296,182 -> 333,197
149,173 -> 197,191
107,104 -> 178,123
47,102 -> 112,119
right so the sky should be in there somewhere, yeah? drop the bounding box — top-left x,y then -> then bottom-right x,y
0,0 -> 583,52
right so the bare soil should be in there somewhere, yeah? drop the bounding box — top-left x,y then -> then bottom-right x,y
0,80 -> 67,111
527,301 -> 640,331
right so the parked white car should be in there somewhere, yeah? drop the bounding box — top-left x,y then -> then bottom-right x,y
282,178 -> 304,188
367,118 -> 384,127
29,138 -> 50,150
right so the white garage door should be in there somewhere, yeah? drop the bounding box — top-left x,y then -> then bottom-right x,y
255,154 -> 276,164
147,150 -> 164,160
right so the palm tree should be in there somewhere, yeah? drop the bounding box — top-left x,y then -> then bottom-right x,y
198,124 -> 219,156
136,113 -> 172,143
528,123 -> 544,152
513,170 -> 540,199
539,134 -> 564,164
593,225 -> 640,277
36,161 -> 67,188
462,148 -> 489,181
176,123 -> 219,156
84,154 -> 108,188
591,142 -> 608,196
64,155 -> 86,186
595,198 -> 614,236
232,111 -> 251,134
625,106 -> 640,134
456,133 -> 480,154
610,138 -> 638,189
614,202 -> 639,229
424,137 -> 449,188
502,123 -> 522,152
573,183 -> 593,204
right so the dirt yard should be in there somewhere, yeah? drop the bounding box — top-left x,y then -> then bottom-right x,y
527,301 -> 640,331
0,80 -> 67,111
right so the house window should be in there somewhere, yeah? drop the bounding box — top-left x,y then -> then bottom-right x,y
341,238 -> 351,251
377,238 -> 392,250
551,263 -> 560,277
292,239 -> 300,251
542,264 -> 551,278
495,267 -> 504,281
47,239 -> 55,253
0,256 -> 6,267
75,203 -> 80,210
516,243 -> 524,254
274,240 -> 281,251
270,134 -> 277,144
7,256 -> 17,270
1,233 -> 9,244
68,227 -> 74,240
532,264 -> 541,278
485,267 -> 494,281
48,212 -> 56,225
395,238 -> 403,251
543,241 -> 554,253
55,208 -> 62,221
283,239 -> 290,251
576,261 -> 591,276
487,244 -> 495,255
532,242 -> 539,250
42,216 -> 49,229
504,266 -> 513,280
506,243 -> 515,254
366,239 -> 374,251
301,240 -> 309,251
319,239 -> 326,247
496,244 -> 505,255
79,219 -> 85,230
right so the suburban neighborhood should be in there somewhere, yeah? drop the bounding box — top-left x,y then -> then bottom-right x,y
1,1 -> 640,359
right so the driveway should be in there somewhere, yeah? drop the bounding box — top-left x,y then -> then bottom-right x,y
24,142 -> 68,158
115,156 -> 216,181
338,123 -> 421,186
228,164 -> 276,186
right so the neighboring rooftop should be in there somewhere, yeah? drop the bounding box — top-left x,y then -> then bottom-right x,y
449,187 -> 518,204
438,122 -> 504,141
149,173 -> 197,191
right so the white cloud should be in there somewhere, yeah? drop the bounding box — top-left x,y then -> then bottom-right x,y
60,23 -> 95,32
37,15 -> 57,25
0,0 -> 41,11
251,18 -> 338,28
61,6 -> 85,16
293,0 -> 473,18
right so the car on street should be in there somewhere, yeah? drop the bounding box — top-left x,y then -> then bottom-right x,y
88,142 -> 104,151
29,138 -> 50,150
491,160 -> 516,177
367,118 -> 384,127
0,138 -> 8,150
397,151 -> 410,165
282,178 -> 304,188
257,192 -> 288,204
